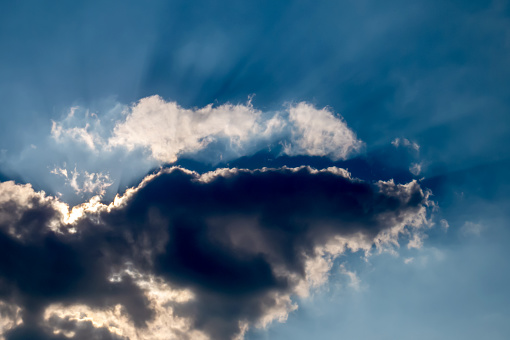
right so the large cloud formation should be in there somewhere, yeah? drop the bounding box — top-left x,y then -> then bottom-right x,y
0,166 -> 431,340
1,98 -> 363,205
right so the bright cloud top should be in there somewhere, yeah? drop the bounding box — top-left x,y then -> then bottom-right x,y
53,96 -> 363,164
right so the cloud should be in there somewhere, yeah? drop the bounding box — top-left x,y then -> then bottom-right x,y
51,166 -> 112,197
53,96 -> 362,165
283,102 -> 363,160
409,162 -> 422,176
0,302 -> 22,340
108,96 -> 282,163
440,219 -> 449,230
18,96 -> 364,204
339,264 -> 361,290
0,166 -> 432,340
51,107 -> 104,152
403,257 -> 414,264
392,138 -> 420,152
461,221 -> 485,236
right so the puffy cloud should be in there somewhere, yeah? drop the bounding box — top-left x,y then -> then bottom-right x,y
33,97 -> 364,204
108,96 -> 283,163
284,102 -> 363,160
0,166 -> 433,340
53,96 -> 362,165
0,181 -> 70,237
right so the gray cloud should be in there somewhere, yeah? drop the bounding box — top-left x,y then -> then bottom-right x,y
0,166 -> 432,339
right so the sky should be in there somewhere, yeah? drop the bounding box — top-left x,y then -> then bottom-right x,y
0,1 -> 509,339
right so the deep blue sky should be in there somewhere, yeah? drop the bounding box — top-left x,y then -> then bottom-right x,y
0,1 -> 509,339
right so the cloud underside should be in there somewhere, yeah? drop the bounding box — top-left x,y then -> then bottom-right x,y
0,166 -> 430,340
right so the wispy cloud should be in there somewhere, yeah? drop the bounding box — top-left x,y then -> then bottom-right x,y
339,263 -> 361,290
461,221 -> 485,237
409,162 -> 422,176
392,138 -> 420,152
51,166 -> 112,197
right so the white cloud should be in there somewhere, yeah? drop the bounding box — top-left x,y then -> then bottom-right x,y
404,257 -> 415,264
407,232 -> 425,249
461,221 -> 485,236
51,107 -> 104,151
374,179 -> 433,252
108,95 -> 282,163
283,102 -> 363,160
52,96 -> 362,165
45,266 -> 206,340
6,96 -> 363,205
0,180 -> 75,235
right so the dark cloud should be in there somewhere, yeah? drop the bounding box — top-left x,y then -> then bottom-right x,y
0,167 -> 430,339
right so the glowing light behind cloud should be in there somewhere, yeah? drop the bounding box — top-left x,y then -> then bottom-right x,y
0,165 -> 434,339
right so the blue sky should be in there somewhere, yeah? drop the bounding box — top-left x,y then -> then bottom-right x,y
0,1 -> 509,339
